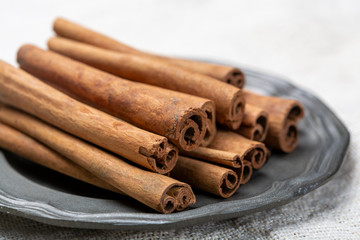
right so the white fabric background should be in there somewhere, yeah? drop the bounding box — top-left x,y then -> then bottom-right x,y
0,0 -> 359,239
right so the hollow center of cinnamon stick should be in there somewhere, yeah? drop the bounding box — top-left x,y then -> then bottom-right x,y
288,106 -> 302,120
190,115 -> 203,133
254,152 -> 262,165
164,200 -> 175,212
235,102 -> 243,115
205,110 -> 213,121
220,172 -> 238,196
180,114 -> 204,149
181,195 -> 188,205
226,70 -> 244,88
226,174 -> 237,187
286,125 -> 297,144
166,150 -> 177,164
256,116 -> 267,131
184,127 -> 195,144
243,165 -> 251,180
253,130 -> 261,141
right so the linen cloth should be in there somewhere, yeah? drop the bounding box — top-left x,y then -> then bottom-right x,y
0,0 -> 359,239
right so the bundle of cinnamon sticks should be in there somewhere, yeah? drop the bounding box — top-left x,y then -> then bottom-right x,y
0,18 -> 304,213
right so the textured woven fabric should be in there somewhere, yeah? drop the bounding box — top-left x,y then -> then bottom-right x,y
1,0 -> 359,239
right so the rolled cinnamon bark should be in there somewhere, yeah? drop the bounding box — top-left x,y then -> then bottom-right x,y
181,147 -> 243,168
0,105 -> 196,213
197,101 -> 216,146
47,37 -> 244,130
158,58 -> 245,89
53,18 -> 245,88
171,156 -> 243,198
240,160 -> 253,184
17,45 -> 208,151
0,121 -> 120,193
208,130 -> 268,170
0,60 -> 177,174
237,104 -> 269,142
243,90 -> 305,152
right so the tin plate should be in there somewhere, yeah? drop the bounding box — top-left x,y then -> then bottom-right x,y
0,66 -> 350,230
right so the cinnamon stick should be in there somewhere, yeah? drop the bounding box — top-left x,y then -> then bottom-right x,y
240,160 -> 253,184
170,156 -> 243,198
208,130 -> 268,170
17,45 -> 209,151
48,38 -> 218,144
0,120 -> 120,193
181,147 -> 243,168
243,90 -> 305,152
0,60 -> 177,174
53,18 -> 246,89
47,37 -> 244,130
237,104 -> 269,142
0,105 -> 195,213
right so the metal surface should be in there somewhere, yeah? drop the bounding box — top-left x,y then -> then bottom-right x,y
0,66 -> 350,230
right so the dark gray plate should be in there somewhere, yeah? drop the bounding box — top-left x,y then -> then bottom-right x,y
0,67 -> 350,230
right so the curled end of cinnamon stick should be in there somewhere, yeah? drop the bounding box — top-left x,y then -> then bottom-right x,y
244,143 -> 268,170
142,140 -> 179,174
237,106 -> 269,142
224,91 -> 245,129
161,184 -> 196,213
240,160 -> 253,184
279,120 -> 298,153
275,101 -> 303,152
200,102 -> 217,147
287,101 -> 305,121
265,119 -> 298,153
163,143 -> 179,171
167,186 -> 196,211
219,170 -> 240,198
264,101 -> 303,152
160,195 -> 177,214
175,109 -> 206,151
230,155 -> 243,169
225,68 -> 245,89
252,114 -> 268,141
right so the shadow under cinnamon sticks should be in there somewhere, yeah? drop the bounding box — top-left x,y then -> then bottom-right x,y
52,17 -> 246,89
0,105 -> 196,214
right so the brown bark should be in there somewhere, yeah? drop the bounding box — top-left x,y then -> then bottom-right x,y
243,90 -> 305,152
237,104 -> 269,142
170,156 -> 243,198
0,60 -> 177,174
47,37 -> 244,130
0,105 -> 195,213
53,18 -> 245,89
181,147 -> 243,168
17,45 -> 208,151
240,160 -> 253,184
208,130 -> 268,170
0,120 -> 120,193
